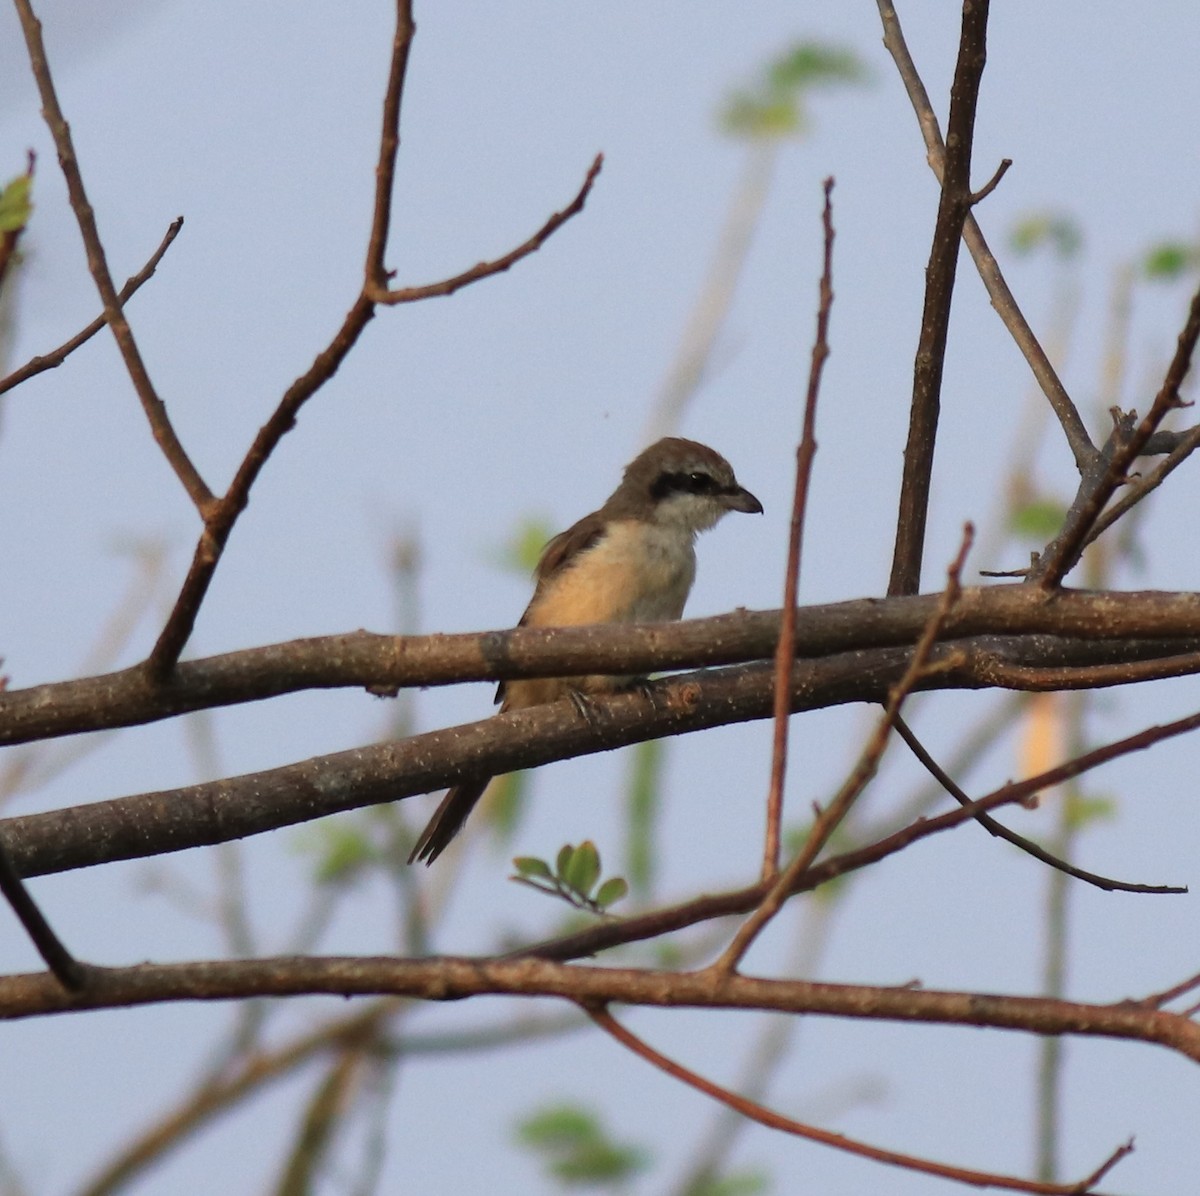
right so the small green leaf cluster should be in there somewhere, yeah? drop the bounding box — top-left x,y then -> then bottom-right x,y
516,1104 -> 648,1188
512,841 -> 629,914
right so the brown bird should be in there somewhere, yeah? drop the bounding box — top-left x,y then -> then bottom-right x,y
408,436 -> 762,864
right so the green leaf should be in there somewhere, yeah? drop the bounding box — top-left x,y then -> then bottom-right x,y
1143,241 -> 1200,280
517,1105 -> 598,1149
683,1169 -> 770,1196
1009,212 -> 1083,260
1010,498 -> 1067,540
485,769 -> 528,846
625,738 -> 663,898
512,855 -> 553,880
719,40 -> 868,141
1065,792 -> 1117,831
496,515 -> 558,574
556,842 -> 576,879
0,174 -> 32,234
594,876 -> 629,910
563,839 -> 601,897
516,1103 -> 649,1187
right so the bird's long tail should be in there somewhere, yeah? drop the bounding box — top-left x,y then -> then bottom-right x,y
407,777 -> 492,865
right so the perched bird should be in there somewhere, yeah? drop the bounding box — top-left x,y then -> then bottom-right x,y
408,436 -> 762,864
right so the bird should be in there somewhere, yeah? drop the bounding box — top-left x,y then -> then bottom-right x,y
407,436 -> 763,865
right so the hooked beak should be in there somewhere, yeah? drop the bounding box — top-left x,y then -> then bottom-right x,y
723,485 -> 763,515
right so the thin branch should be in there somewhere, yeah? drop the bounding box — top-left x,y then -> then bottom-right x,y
586,1004 -> 1128,1196
719,529 -> 973,974
1032,281 -> 1200,586
367,154 -> 604,304
876,0 -> 1096,473
893,714 -> 1175,894
11,1 -> 212,511
763,177 -> 835,880
887,1 -> 991,595
0,217 -> 183,397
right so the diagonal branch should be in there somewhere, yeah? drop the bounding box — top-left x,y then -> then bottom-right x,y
366,154 -> 603,304
887,1 -> 991,596
12,1 -> 212,512
0,217 -> 183,397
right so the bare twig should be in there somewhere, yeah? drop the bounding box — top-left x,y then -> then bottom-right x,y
718,529 -> 973,974
586,1003 -> 1128,1195
367,154 -> 603,304
0,217 -> 183,397
876,0 -> 1096,473
763,178 -> 835,880
887,1 -> 991,595
12,1 -> 212,511
893,715 -> 1173,893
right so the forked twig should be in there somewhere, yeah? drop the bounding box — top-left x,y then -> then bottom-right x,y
368,155 -> 603,304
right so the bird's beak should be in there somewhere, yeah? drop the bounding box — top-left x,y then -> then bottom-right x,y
724,486 -> 763,515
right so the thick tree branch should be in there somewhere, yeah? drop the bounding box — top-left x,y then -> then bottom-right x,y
888,0 -> 990,596
7,635 -> 1200,882
10,588 -> 1200,746
2,956 -> 1199,1080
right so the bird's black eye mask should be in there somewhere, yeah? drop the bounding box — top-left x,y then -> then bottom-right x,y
650,470 -> 727,500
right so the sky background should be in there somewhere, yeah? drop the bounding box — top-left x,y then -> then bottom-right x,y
1,2 -> 1200,1193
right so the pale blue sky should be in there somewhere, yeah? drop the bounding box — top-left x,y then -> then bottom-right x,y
1,2 -> 1199,1193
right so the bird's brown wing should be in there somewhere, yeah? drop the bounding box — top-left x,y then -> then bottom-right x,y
494,512 -> 607,706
